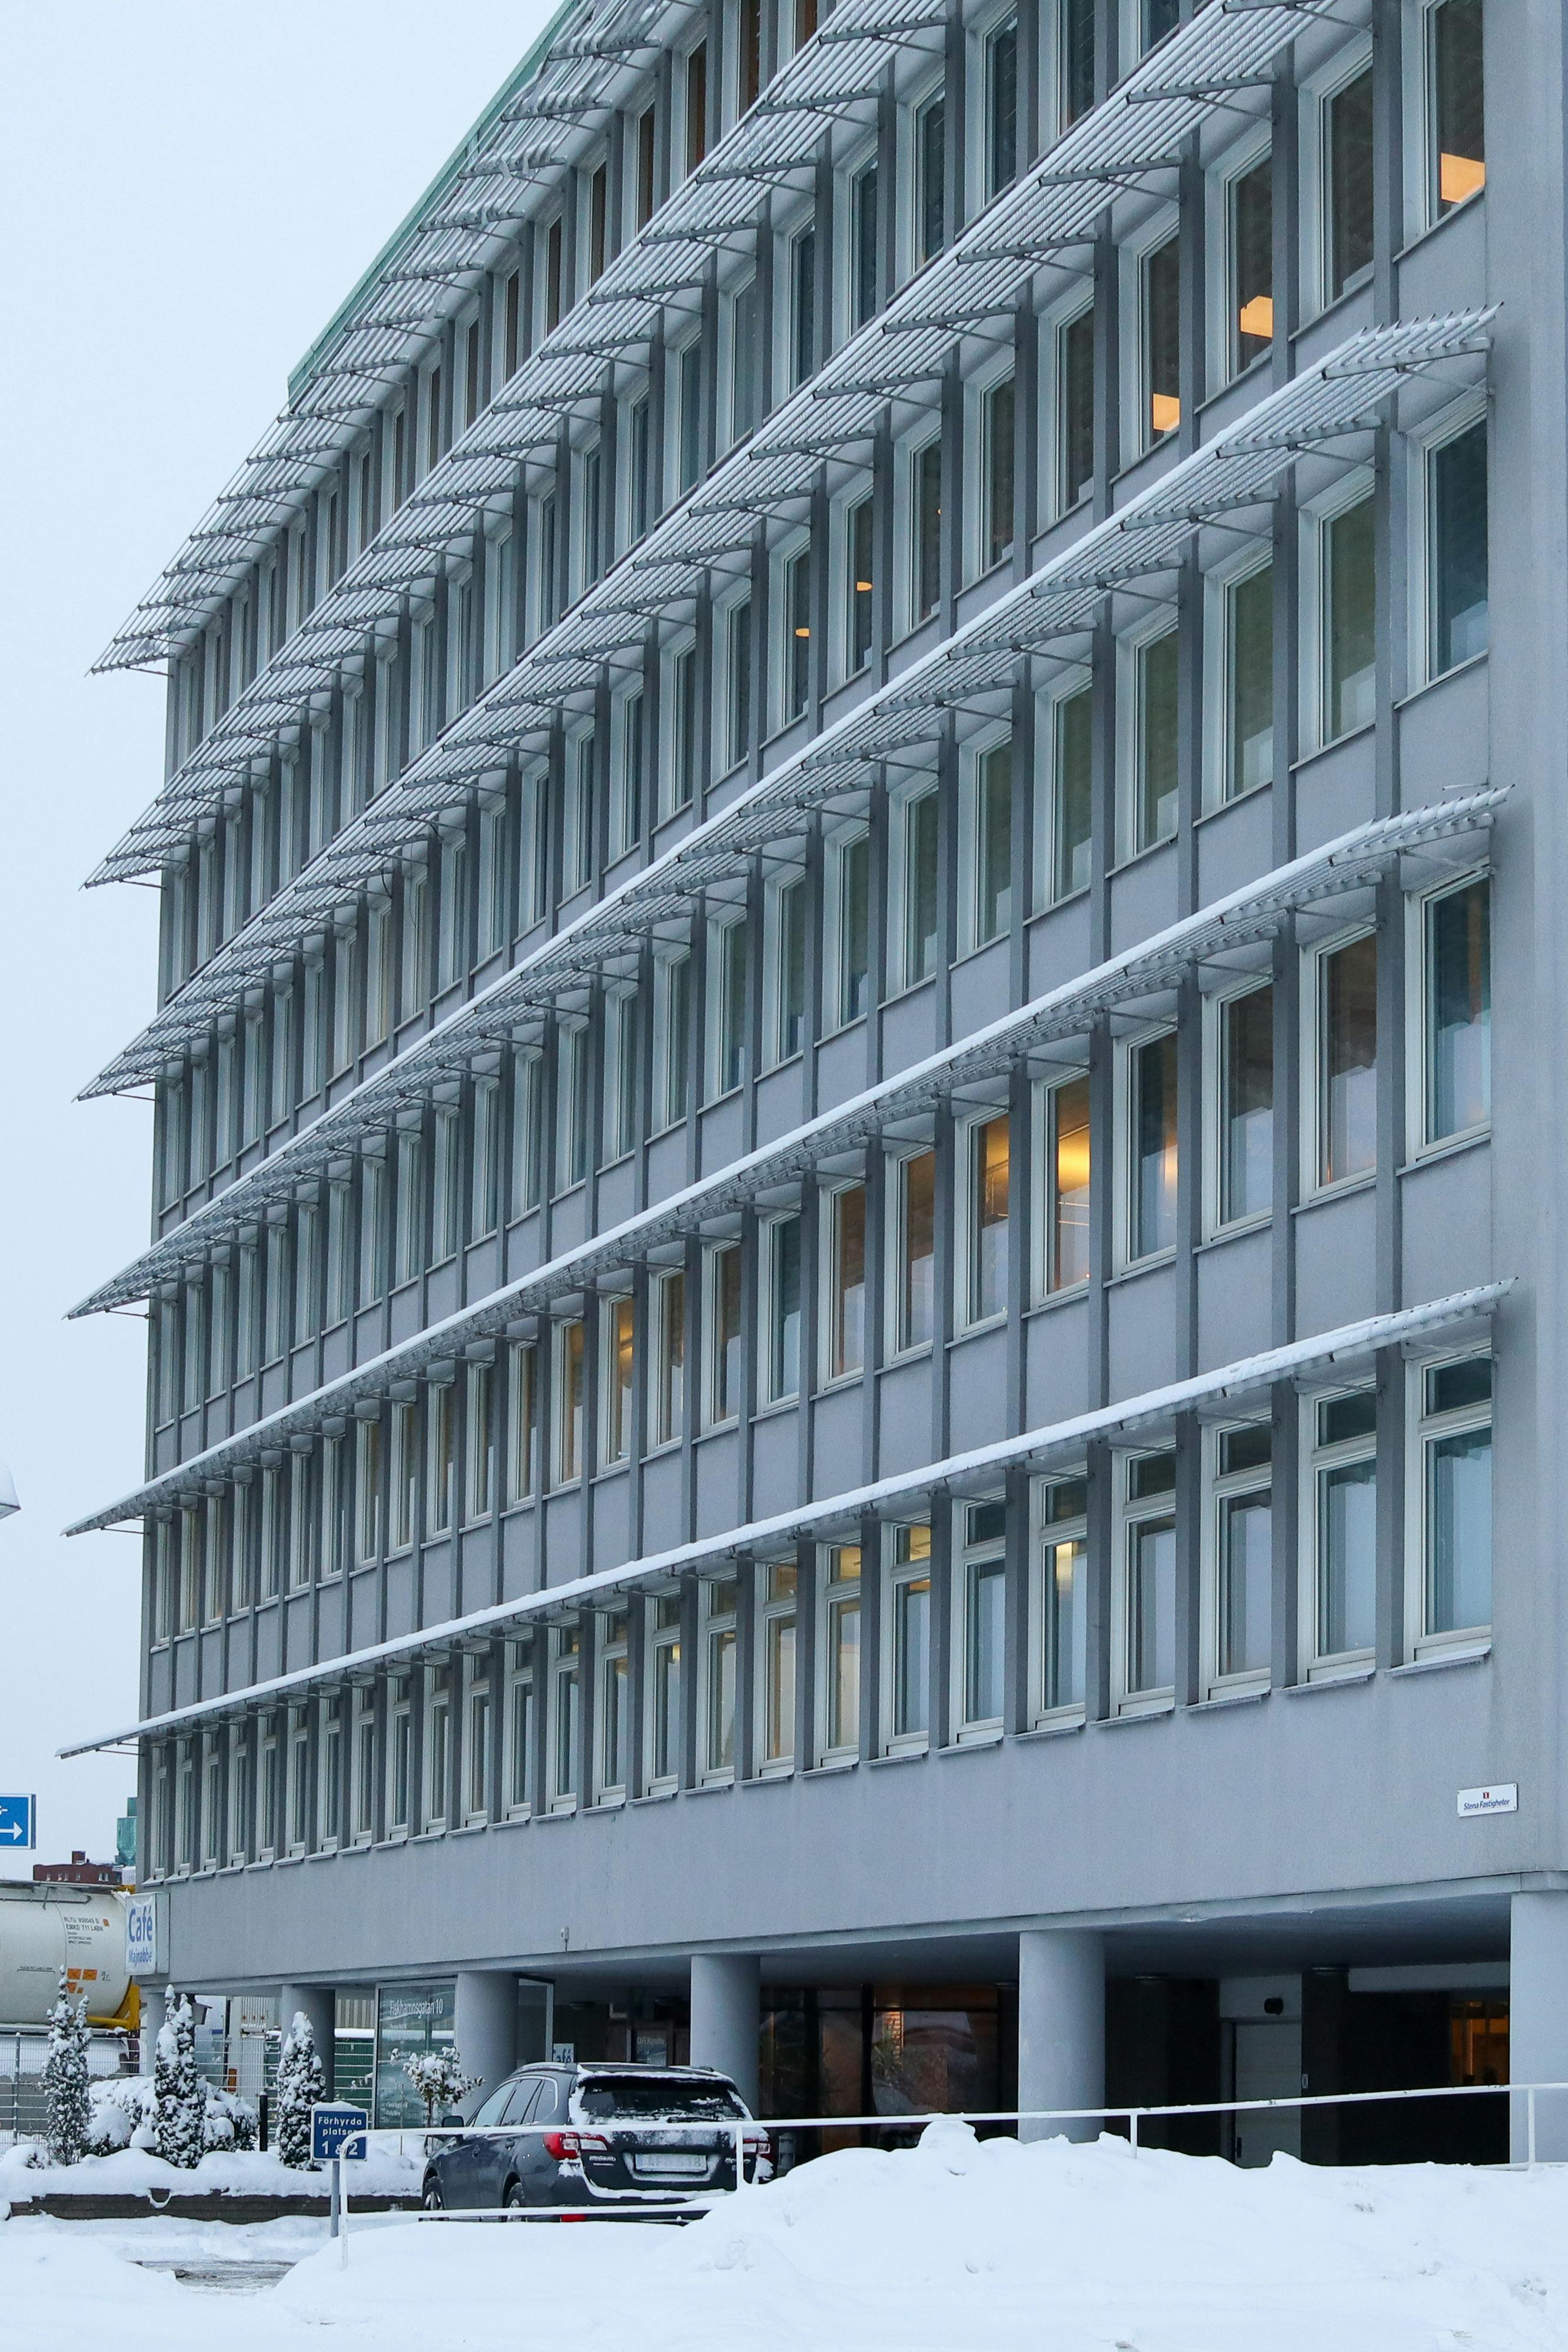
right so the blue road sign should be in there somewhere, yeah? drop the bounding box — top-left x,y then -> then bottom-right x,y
311,2102 -> 370,2164
0,1795 -> 35,1852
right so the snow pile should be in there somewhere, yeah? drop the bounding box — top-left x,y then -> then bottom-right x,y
271,2122 -> 1568,2351
0,2130 -> 420,2203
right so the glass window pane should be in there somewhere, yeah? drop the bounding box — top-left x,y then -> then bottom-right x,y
1221,986 -> 1273,1225
1062,0 -> 1095,124
986,19 -> 1018,196
970,1115 -> 1010,1322
1053,689 -> 1093,899
1427,881 -> 1490,1141
1044,1537 -> 1086,1710
984,376 -> 1015,568
712,1246 -> 742,1421
918,96 -> 945,263
849,495 -> 875,672
1128,1516 -> 1175,1693
1219,1491 -> 1271,1677
776,877 -> 806,1063
977,740 -> 1012,943
965,1560 -> 1006,1724
893,1548 -> 931,1740
1326,493 -> 1377,738
1320,935 -> 1377,1186
1061,308 -> 1095,507
904,790 -> 940,984
898,1150 -> 936,1352
853,162 -> 879,328
916,440 -> 942,619
1144,236 -> 1181,439
1226,563 -> 1274,797
832,1186 -> 867,1376
1433,0 -> 1484,213
1133,1033 -> 1178,1259
769,1216 -> 802,1400
706,1624 -> 736,1771
1231,154 -> 1274,370
1318,1456 -> 1377,1656
1327,68 -> 1374,300
1427,1425 -> 1491,1633
836,835 -> 869,1024
1431,421 -> 1489,672
1048,1076 -> 1091,1291
764,1606 -> 796,1763
1137,631 -> 1179,848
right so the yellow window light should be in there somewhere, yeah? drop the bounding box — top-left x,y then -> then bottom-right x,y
1238,294 -> 1274,341
1150,392 -> 1181,435
1440,152 -> 1486,206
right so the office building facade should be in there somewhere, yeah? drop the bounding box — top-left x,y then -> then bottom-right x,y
69,0 -> 1558,2155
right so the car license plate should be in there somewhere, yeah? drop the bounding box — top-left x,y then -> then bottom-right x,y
635,2153 -> 709,2176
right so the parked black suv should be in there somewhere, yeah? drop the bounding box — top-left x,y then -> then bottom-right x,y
421,2061 -> 772,2212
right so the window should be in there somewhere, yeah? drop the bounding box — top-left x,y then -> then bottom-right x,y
387,1675 -> 413,1835
762,1213 -> 803,1404
1325,65 -> 1374,303
228,1725 -> 253,1865
1117,1451 -> 1176,1711
916,90 -> 946,264
613,691 -> 645,854
317,1695 -> 344,1850
700,1577 -> 739,1780
464,1659 -> 491,1823
587,161 -> 609,284
553,1319 -> 586,1485
649,1267 -> 686,1447
1323,493 -> 1376,739
893,785 -> 939,990
985,15 -> 1018,198
1228,151 -> 1274,375
668,641 -> 698,812
1061,0 -> 1095,124
708,913 -> 748,1097
543,216 -> 564,333
511,1053 -> 542,1213
757,1560 -> 797,1770
1413,1354 -> 1491,1649
1313,931 -> 1377,1190
654,950 -> 692,1128
471,1076 -> 501,1239
685,40 -> 708,173
725,596 -> 752,767
824,1183 -> 867,1380
464,1362 -> 494,1521
351,1688 -> 376,1845
289,1452 -> 315,1590
1127,1030 -> 1178,1263
603,988 -> 640,1166
565,733 -> 595,896
201,1734 -> 222,1867
1142,234 -> 1181,441
1059,306 -> 1095,510
883,1522 -> 931,1751
1307,1386 -> 1378,1670
504,1638 -> 535,1814
1133,628 -> 1179,852
913,437 -> 942,621
891,1147 -> 936,1354
1420,875 -> 1490,1147
626,394 -> 652,547
432,1106 -> 461,1259
426,1380 -> 456,1534
1429,417 -> 1488,675
846,494 -> 875,674
818,1545 -> 862,1761
791,221 -> 817,387
828,828 -> 870,1027
389,1404 -> 416,1551
598,1611 -> 630,1800
646,1595 -> 685,1790
1209,1423 -> 1272,1690
1048,687 -> 1092,901
956,1500 -> 1007,1738
1220,560 -> 1274,801
555,1020 -> 587,1190
286,1707 -> 310,1854
1033,1474 -> 1087,1719
766,873 -> 808,1064
1430,0 -> 1484,217
782,543 -> 812,721
635,104 -> 657,228
258,1722 -> 281,1859
968,737 -> 1012,948
851,159 -> 879,328
1039,1074 -> 1091,1295
548,1626 -> 582,1810
506,1342 -> 536,1504
963,1113 -> 1011,1327
729,277 -> 762,444
676,341 -> 703,497
705,1242 -> 743,1425
1214,983 -> 1273,1229
981,374 -> 1015,571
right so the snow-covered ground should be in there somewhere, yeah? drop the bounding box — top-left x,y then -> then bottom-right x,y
0,2129 -> 421,2201
6,2122 -> 1568,2349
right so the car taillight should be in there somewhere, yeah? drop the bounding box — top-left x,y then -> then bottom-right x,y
540,2129 -> 578,2161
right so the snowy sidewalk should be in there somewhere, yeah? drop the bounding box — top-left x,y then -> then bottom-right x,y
6,2122 -> 1568,2350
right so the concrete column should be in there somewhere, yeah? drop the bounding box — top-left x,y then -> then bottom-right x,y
137,1982 -> 167,2059
689,1953 -> 760,2111
1510,1893 -> 1568,2160
456,1970 -> 517,2104
1017,1929 -> 1105,2144
279,1983 -> 335,2098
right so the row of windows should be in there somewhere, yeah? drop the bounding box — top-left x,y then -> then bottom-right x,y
154,407 -> 1489,1216
142,1341 -> 1493,1876
159,0 -> 1484,1016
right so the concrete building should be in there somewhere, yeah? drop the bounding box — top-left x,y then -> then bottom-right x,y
66,0 -> 1556,2160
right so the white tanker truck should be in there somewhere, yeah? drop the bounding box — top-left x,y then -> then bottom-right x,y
0,1880 -> 137,2030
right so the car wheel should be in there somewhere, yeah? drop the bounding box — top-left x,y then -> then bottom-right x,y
421,2174 -> 444,2211
503,2180 -> 526,2211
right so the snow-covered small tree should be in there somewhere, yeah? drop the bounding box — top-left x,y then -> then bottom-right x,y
274,2010 -> 325,2169
404,2046 -> 478,2127
152,1991 -> 205,2169
42,1971 -> 91,2167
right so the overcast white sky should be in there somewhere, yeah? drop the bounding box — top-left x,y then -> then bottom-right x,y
0,2 -> 557,1863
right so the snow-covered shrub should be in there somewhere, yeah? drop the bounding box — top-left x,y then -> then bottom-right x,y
403,2046 -> 478,2126
152,1991 -> 205,2169
85,2072 -> 257,2158
42,1972 -> 91,2166
275,2011 -> 325,2169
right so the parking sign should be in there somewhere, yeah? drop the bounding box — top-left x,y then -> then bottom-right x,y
311,2103 -> 370,2164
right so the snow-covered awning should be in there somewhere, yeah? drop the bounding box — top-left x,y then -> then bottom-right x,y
57,1283 -> 1511,1756
83,302 -> 1493,1107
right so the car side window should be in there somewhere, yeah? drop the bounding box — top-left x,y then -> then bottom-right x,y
471,2080 -> 516,2127
527,2075 -> 563,2124
501,2077 -> 543,2125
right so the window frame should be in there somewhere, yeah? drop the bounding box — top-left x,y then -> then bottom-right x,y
1302,922 -> 1379,1201
1300,1382 -> 1380,1679
1301,38 -> 1376,320
702,1238 -> 745,1429
647,1265 -> 687,1451
1206,125 -> 1274,392
879,1520 -> 933,1756
1407,867 -> 1491,1161
819,1177 -> 869,1386
760,1207 -> 805,1407
1031,1068 -> 1092,1301
1029,1470 -> 1089,1725
755,1558 -> 798,1775
951,1498 -> 1008,1743
1117,616 -> 1181,863
1115,1023 -> 1180,1272
644,1590 -> 685,1793
1202,545 -> 1275,811
885,1142 -> 938,1361
1410,394 -> 1489,689
1204,974 -> 1275,1240
815,1542 -> 863,1764
956,1104 -> 1012,1333
697,1574 -> 740,1784
596,1607 -> 632,1803
1404,1349 -> 1493,1661
1111,1448 -> 1178,1717
1201,1419 -> 1274,1699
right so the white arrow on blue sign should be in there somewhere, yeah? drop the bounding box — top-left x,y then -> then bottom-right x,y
0,1796 -> 35,1850
311,2102 -> 370,2164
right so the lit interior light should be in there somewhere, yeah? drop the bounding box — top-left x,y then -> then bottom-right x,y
1237,294 -> 1274,341
1440,152 -> 1486,205
1150,392 -> 1181,434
